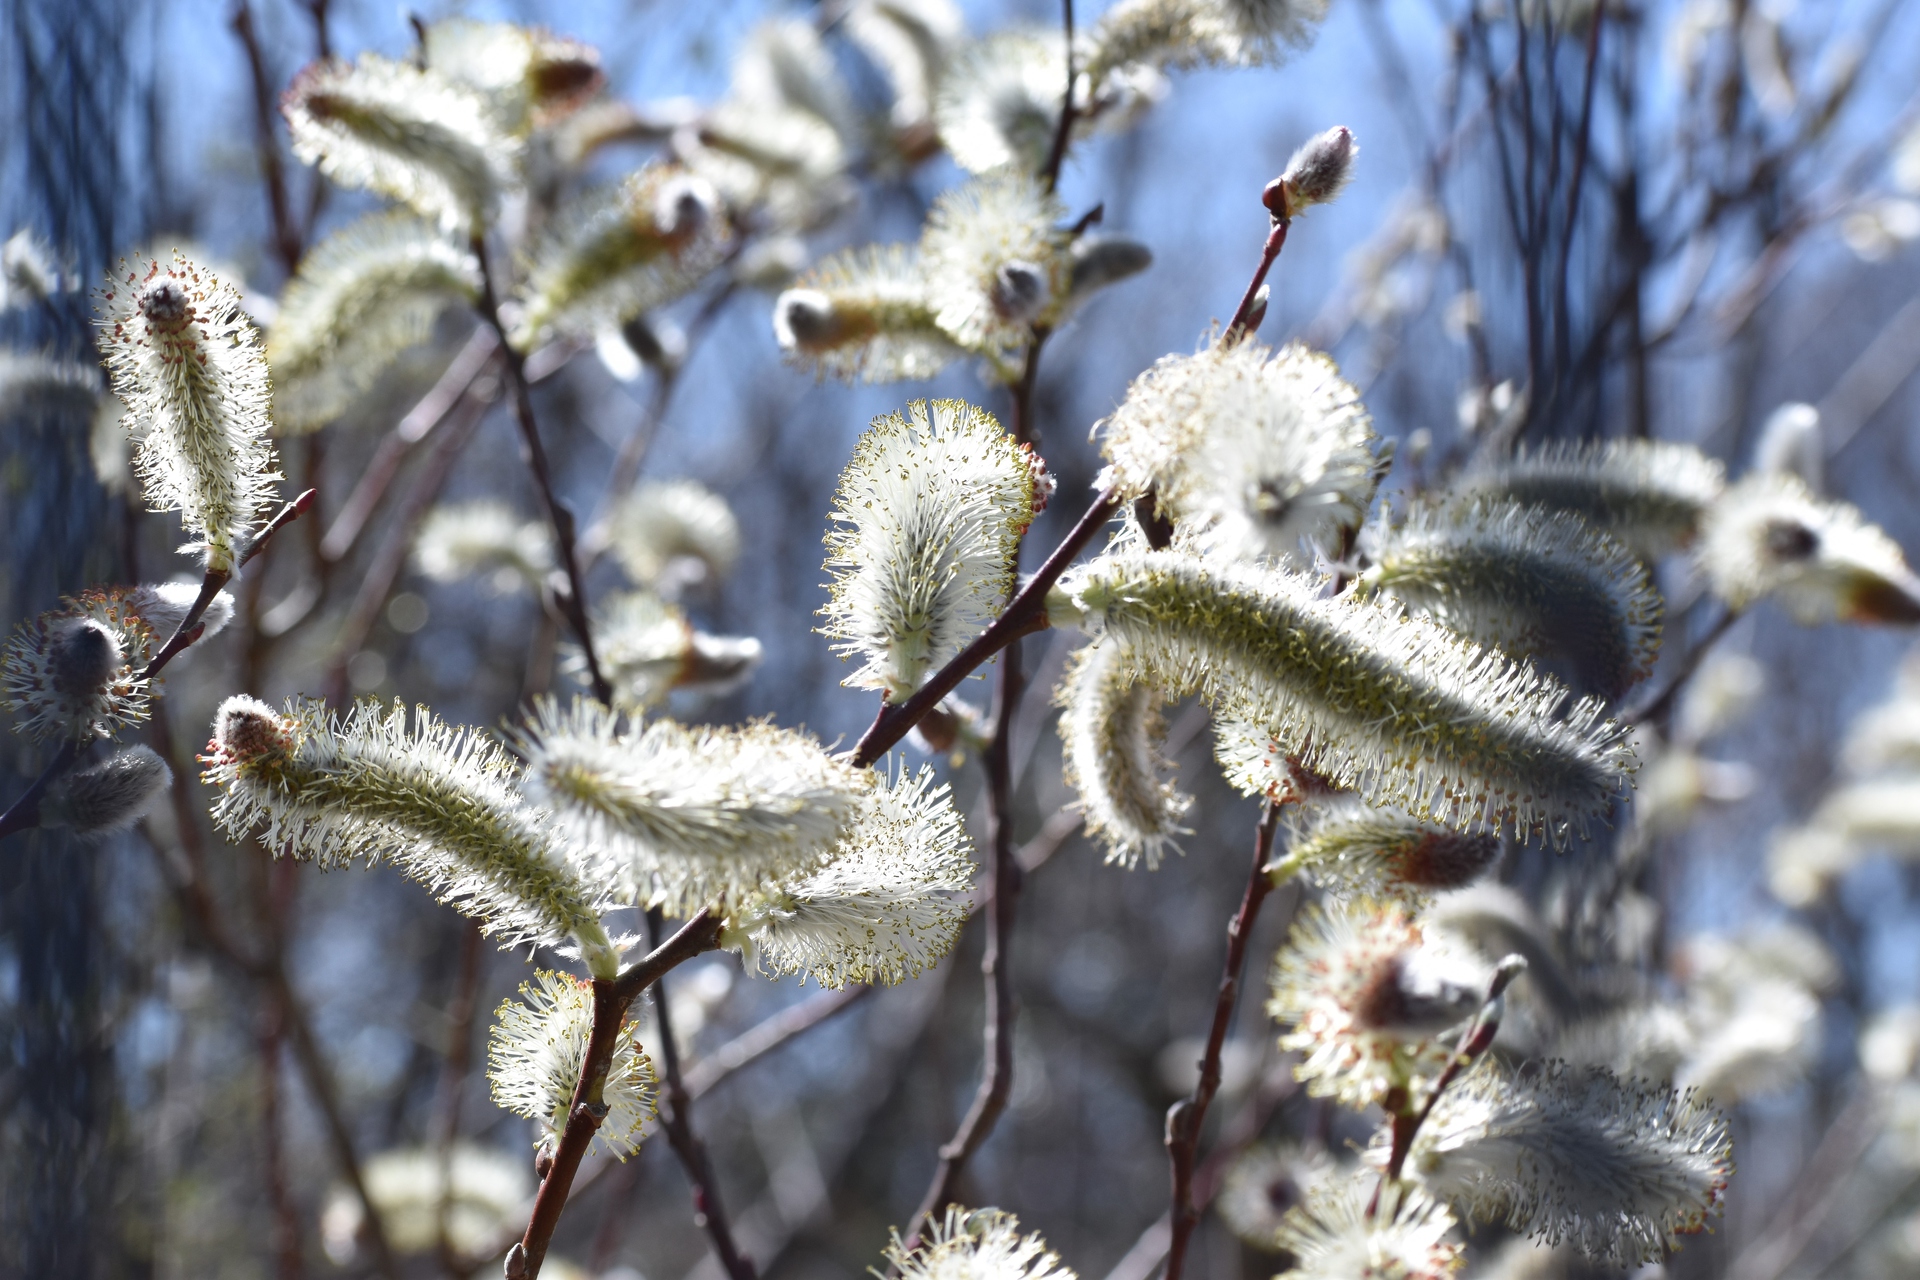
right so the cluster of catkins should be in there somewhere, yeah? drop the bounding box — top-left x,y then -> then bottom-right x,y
10,2 -> 1920,1277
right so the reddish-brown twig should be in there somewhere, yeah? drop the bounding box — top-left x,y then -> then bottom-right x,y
510,910 -> 727,1279
1162,800 -> 1283,1280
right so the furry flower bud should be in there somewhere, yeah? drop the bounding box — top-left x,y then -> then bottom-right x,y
1698,472 -> 1920,623
1402,1059 -> 1732,1264
421,18 -> 603,137
284,54 -> 518,233
1052,552 -> 1634,842
605,480 -> 741,595
204,696 -> 618,976
268,212 -> 480,431
884,1207 -> 1076,1280
487,971 -> 655,1158
921,171 -> 1069,367
1064,236 -> 1153,311
1099,341 -> 1384,568
1361,497 -> 1663,700
97,254 -> 281,572
1086,0 -> 1330,79
1461,438 -> 1726,559
126,581 -> 236,642
1268,899 -> 1469,1106
512,166 -> 728,350
1268,125 -> 1357,218
1273,1176 -> 1463,1280
3,593 -> 153,741
512,697 -> 867,916
725,765 -> 975,987
40,745 -> 173,838
1056,635 -> 1191,868
413,501 -> 555,592
1273,797 -> 1499,901
933,31 -> 1078,175
773,245 -> 957,383
821,400 -> 1037,700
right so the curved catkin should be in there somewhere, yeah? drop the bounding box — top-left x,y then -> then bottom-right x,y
1052,551 -> 1634,843
268,211 -> 480,430
97,254 -> 282,572
1460,438 -> 1726,559
773,244 -> 957,383
203,695 -> 617,976
821,399 -> 1037,700
1055,636 -> 1191,868
1277,796 -> 1499,900
512,166 -> 728,350
1362,497 -> 1663,700
1403,1058 -> 1732,1265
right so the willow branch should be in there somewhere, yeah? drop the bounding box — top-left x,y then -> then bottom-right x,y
470,238 -> 611,706
1622,605 -> 1742,728
1039,0 -> 1076,192
851,486 -> 1120,768
1163,800 -> 1283,1280
513,910 -> 724,1279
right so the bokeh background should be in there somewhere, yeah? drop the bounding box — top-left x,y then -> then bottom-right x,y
7,1 -> 1920,1278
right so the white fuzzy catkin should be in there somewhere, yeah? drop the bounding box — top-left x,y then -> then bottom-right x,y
318,1142 -> 530,1262
487,970 -> 655,1158
0,350 -> 100,434
268,212 -> 480,430
919,170 -> 1068,366
125,580 -> 235,641
726,765 -> 976,987
1461,438 -> 1727,559
512,167 -> 727,350
1052,552 -> 1634,843
284,54 -> 518,232
421,17 -> 602,137
1055,635 -> 1191,869
773,244 -> 958,383
2,591 -> 153,742
40,745 -> 173,838
1274,1176 -> 1463,1280
1403,1059 -> 1731,1265
606,479 -> 742,592
204,696 -> 618,976
1100,341 -> 1382,568
933,31 -> 1075,174
1215,1142 -> 1336,1251
821,399 -> 1037,700
1087,0 -> 1329,81
1275,797 -> 1500,902
1362,497 -> 1662,699
1267,898 -> 1468,1107
413,500 -> 555,591
1697,472 -> 1920,623
845,0 -> 966,130
512,697 -> 867,916
97,254 -> 282,572
884,1207 -> 1077,1280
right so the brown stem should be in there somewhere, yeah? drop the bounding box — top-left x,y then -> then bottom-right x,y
1623,605 -> 1742,728
1223,218 -> 1290,344
514,910 -> 727,1279
642,909 -> 757,1280
1039,0 -> 1076,193
902,621 -> 1028,1250
1163,801 -> 1282,1280
850,486 -> 1120,769
230,1 -> 302,276
469,236 -> 612,706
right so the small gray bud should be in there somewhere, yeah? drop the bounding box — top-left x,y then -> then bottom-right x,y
1067,236 -> 1153,303
989,260 -> 1051,324
128,581 -> 235,641
504,1242 -> 530,1279
49,619 -> 122,698
773,289 -> 844,351
139,279 -> 191,330
1274,125 -> 1357,216
42,745 -> 172,838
